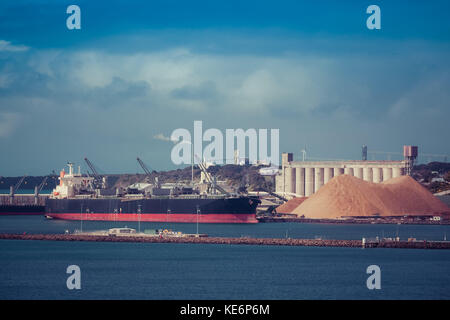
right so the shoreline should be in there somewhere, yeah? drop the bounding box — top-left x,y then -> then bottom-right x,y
257,216 -> 450,225
1,233 -> 450,249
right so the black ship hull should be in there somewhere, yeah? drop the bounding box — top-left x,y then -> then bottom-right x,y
45,196 -> 260,223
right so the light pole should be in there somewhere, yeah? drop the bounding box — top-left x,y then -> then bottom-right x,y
137,204 -> 142,233
80,203 -> 83,233
196,205 -> 200,237
191,142 -> 193,185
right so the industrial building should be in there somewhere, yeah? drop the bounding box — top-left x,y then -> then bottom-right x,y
276,146 -> 417,198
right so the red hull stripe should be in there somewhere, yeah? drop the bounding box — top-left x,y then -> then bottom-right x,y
47,213 -> 258,224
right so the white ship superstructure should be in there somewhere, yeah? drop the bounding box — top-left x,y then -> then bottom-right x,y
52,163 -> 94,199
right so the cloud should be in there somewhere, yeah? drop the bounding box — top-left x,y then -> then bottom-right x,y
0,40 -> 29,52
153,133 -> 173,142
0,33 -> 449,174
30,48 -> 350,114
171,80 -> 218,101
82,77 -> 152,109
153,133 -> 181,145
2,38 -> 450,124
32,40 -> 445,121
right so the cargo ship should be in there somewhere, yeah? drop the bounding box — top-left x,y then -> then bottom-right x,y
45,163 -> 260,223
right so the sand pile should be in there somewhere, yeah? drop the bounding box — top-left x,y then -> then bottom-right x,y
291,175 -> 450,219
276,197 -> 307,214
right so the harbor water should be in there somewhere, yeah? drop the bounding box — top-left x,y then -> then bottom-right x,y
0,216 -> 450,299
0,215 -> 449,241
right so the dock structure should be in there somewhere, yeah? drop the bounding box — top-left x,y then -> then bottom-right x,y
1,233 -> 449,249
0,194 -> 49,206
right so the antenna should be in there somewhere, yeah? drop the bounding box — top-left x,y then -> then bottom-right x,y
301,146 -> 307,161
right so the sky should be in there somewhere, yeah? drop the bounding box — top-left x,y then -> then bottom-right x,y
0,0 -> 449,175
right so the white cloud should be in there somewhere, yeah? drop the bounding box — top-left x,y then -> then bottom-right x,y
153,133 -> 174,142
4,40 -> 450,137
50,48 -> 350,115
0,40 -> 29,52
1,36 -> 450,170
5,39 -> 450,122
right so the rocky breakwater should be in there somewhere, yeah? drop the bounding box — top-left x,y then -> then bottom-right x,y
1,233 -> 450,249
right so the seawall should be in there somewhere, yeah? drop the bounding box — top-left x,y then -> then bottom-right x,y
1,233 -> 449,249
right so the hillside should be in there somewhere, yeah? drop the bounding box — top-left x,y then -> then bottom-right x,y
0,165 -> 275,193
112,165 -> 274,192
1,161 -> 448,194
412,162 -> 450,193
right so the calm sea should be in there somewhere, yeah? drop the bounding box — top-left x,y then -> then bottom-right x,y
0,216 -> 449,299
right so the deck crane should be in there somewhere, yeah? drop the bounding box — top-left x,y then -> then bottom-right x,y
8,175 -> 26,204
194,155 -> 230,196
36,176 -> 48,196
84,158 -> 99,176
32,175 -> 49,204
84,157 -> 104,189
13,175 -> 27,194
136,157 -> 159,187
